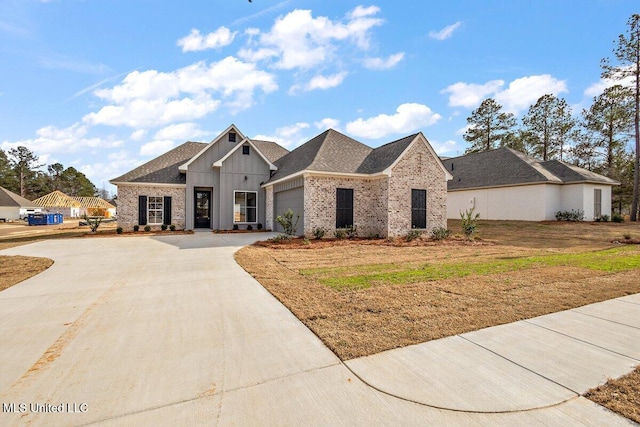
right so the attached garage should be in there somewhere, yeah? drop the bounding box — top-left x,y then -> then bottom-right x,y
273,186 -> 304,235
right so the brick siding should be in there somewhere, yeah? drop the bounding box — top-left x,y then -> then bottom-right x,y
116,185 -> 186,231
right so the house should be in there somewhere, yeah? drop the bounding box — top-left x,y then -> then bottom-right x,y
111,125 -> 452,237
72,197 -> 117,218
0,186 -> 42,221
32,190 -> 82,218
442,147 -> 619,221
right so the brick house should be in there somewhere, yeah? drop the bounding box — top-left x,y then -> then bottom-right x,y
110,125 -> 452,237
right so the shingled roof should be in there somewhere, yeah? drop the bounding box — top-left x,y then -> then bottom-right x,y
252,140 -> 289,163
443,147 -> 619,191
111,141 -> 206,184
267,129 -> 425,183
0,186 -> 39,208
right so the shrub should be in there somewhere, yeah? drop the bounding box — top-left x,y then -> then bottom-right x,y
161,224 -> 168,231
233,224 -> 239,230
345,225 -> 358,239
312,227 -> 326,240
555,209 -> 584,222
247,224 -> 253,231
430,227 -> 450,241
133,225 -> 139,232
405,229 -> 423,242
460,207 -> 480,239
600,214 -> 609,222
276,209 -> 299,236
257,223 -> 263,230
144,225 -> 151,232
83,214 -> 102,233
612,213 -> 624,223
623,233 -> 632,240
303,237 -> 310,245
335,228 -> 347,239
169,224 -> 176,231
116,227 -> 123,234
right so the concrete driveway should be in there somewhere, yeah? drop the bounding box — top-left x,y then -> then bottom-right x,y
0,233 -> 636,426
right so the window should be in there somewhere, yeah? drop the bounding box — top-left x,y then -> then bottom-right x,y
148,196 -> 163,224
336,188 -> 353,228
234,191 -> 257,223
594,189 -> 602,219
242,145 -> 250,155
411,189 -> 427,229
229,132 -> 236,142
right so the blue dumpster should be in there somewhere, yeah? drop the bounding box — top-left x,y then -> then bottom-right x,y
28,213 -> 63,226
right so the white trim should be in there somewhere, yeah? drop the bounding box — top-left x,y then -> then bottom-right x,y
382,133 -> 454,181
147,196 -> 164,225
179,124 -> 246,172
110,182 -> 186,188
213,138 -> 277,171
233,190 -> 258,224
262,169 -> 387,188
448,180 -> 618,192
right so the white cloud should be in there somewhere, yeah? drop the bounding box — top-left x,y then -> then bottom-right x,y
429,139 -> 457,155
83,57 -> 277,128
363,52 -> 404,70
238,6 -> 383,70
584,73 -> 635,97
441,80 -> 505,108
306,72 -> 348,91
177,27 -> 237,52
1,123 -> 123,157
495,74 -> 568,113
253,122 -> 310,148
140,140 -> 175,157
429,21 -> 462,41
130,129 -> 147,141
314,118 -> 340,130
346,103 -> 441,139
442,74 -> 568,114
81,150 -> 141,188
154,122 -> 207,141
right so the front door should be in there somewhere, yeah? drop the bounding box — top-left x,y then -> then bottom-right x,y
194,190 -> 212,228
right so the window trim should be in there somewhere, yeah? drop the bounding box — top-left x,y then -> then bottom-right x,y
229,132 -> 236,142
242,145 -> 250,155
147,196 -> 164,225
233,190 -> 258,224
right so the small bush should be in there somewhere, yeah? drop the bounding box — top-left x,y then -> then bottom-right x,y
169,224 -> 176,231
83,214 -> 102,233
276,209 -> 299,236
405,229 -> 423,242
257,223 -> 263,230
460,207 -> 480,239
144,225 -> 151,232
555,209 -> 584,222
133,225 -> 139,232
345,225 -> 358,239
303,237 -> 310,245
247,224 -> 253,231
600,214 -> 609,222
335,228 -> 347,239
312,227 -> 326,240
116,227 -> 123,234
431,227 -> 451,241
623,233 -> 632,240
612,213 -> 624,223
233,224 -> 239,230
161,224 -> 168,231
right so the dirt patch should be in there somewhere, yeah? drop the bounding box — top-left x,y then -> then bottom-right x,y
585,366 -> 640,424
0,255 -> 54,292
235,220 -> 640,360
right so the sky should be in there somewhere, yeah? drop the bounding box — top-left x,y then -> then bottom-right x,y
0,0 -> 638,195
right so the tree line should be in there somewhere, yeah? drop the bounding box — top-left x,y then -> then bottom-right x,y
0,146 -> 98,200
463,14 -> 639,220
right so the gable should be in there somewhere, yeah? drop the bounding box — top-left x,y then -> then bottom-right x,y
217,139 -> 275,173
179,124 -> 246,172
386,134 -> 453,180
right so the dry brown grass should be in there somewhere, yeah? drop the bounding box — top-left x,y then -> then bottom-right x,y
585,366 -> 640,424
236,220 -> 640,360
0,255 -> 53,292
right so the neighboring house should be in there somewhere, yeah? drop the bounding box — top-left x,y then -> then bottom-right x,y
32,190 -> 82,218
72,197 -> 117,218
442,147 -> 619,221
111,124 -> 452,237
0,186 -> 42,221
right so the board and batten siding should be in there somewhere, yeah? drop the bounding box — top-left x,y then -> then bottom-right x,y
273,186 -> 304,235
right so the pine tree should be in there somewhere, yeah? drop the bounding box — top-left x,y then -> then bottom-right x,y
463,98 -> 517,153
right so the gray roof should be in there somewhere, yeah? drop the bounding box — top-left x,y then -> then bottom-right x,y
252,139 -> 290,163
111,141 -> 206,184
0,186 -> 39,208
443,147 -> 619,190
268,129 -> 419,183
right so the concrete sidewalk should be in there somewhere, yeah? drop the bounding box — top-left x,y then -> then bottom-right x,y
0,233 -> 637,426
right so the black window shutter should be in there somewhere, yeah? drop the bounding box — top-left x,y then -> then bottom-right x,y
163,196 -> 172,225
138,195 -> 147,226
